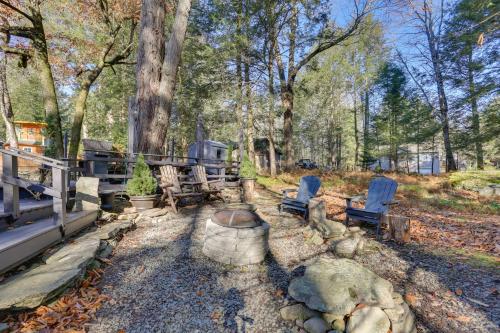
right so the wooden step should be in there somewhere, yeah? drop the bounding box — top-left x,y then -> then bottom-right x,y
0,210 -> 98,274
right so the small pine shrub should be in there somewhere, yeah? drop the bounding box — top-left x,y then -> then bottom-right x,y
240,153 -> 257,178
127,154 -> 157,196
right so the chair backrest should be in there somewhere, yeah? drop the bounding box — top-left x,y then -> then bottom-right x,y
296,176 -> 321,203
192,165 -> 210,191
365,176 -> 398,213
160,165 -> 182,193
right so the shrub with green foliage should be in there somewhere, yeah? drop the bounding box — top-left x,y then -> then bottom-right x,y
127,154 -> 157,196
226,144 -> 233,163
240,153 -> 257,178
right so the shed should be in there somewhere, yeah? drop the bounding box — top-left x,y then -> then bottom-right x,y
188,140 -> 228,164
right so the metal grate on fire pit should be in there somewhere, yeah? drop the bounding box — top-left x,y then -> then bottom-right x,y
212,209 -> 263,228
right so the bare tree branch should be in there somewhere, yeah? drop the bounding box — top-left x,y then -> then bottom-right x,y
0,0 -> 33,22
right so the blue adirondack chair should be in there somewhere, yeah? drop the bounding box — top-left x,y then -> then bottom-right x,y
344,176 -> 398,238
279,176 -> 321,219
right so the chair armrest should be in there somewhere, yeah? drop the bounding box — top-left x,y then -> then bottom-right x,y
344,194 -> 366,208
282,188 -> 297,199
160,181 -> 173,188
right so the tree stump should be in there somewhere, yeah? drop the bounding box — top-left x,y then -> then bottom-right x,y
383,215 -> 411,243
241,178 -> 255,202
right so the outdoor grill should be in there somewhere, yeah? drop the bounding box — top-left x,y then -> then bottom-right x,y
203,209 -> 269,266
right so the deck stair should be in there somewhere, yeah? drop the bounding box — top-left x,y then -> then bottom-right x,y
0,148 -> 98,274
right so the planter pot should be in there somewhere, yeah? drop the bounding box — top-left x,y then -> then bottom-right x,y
241,178 -> 256,203
129,194 -> 158,211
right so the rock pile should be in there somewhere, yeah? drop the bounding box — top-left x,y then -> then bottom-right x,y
281,258 -> 416,333
303,219 -> 365,258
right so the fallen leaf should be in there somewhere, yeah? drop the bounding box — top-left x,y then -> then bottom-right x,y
196,290 -> 204,297
455,288 -> 463,296
404,293 -> 417,307
210,311 -> 222,320
117,329 -> 126,333
274,289 -> 284,298
456,315 -> 472,323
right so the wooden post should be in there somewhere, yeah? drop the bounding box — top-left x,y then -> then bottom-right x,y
383,214 -> 411,243
52,167 -> 67,231
196,113 -> 204,164
2,152 -> 19,219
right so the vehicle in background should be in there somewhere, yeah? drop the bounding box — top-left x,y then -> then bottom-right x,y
296,159 -> 318,169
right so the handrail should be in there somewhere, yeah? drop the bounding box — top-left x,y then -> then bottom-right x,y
1,148 -> 69,170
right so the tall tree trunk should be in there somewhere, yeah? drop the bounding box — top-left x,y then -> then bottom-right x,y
467,50 -> 483,169
421,3 -> 457,171
69,68 -> 104,159
30,7 -> 64,157
153,0 -> 192,154
244,0 -> 254,165
0,51 -> 17,148
244,57 -> 254,164
353,104 -> 359,169
267,47 -> 277,177
236,0 -> 244,162
363,91 -> 369,170
134,0 -> 166,154
266,0 -> 277,177
282,0 -> 297,170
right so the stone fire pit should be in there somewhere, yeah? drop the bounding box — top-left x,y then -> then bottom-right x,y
203,209 -> 269,265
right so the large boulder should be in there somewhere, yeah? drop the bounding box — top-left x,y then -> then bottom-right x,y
288,258 -> 394,316
346,306 -> 390,333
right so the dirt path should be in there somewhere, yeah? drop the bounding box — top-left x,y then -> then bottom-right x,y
89,189 -> 499,333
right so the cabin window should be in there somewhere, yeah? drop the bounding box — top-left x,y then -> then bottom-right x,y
216,149 -> 222,160
23,147 -> 32,153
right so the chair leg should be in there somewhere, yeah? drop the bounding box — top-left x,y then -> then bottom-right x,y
376,222 -> 381,240
167,191 -> 178,213
344,215 -> 350,227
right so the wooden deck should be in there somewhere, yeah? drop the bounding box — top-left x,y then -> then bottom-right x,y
0,209 -> 98,274
0,198 -> 53,230
0,148 -> 100,274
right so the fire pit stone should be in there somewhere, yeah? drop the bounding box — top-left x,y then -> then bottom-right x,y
203,209 -> 270,265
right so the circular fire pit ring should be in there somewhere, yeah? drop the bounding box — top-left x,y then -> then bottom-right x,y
203,209 -> 269,266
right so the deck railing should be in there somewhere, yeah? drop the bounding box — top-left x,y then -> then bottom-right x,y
1,148 -> 68,231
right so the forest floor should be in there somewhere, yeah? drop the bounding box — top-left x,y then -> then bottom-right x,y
4,171 -> 498,332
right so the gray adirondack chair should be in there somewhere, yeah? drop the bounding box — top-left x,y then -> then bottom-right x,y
279,175 -> 321,219
344,176 -> 398,238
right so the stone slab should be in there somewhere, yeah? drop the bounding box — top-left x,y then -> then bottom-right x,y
0,221 -> 135,311
73,177 -> 100,212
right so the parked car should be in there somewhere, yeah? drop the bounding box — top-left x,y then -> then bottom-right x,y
296,159 -> 318,169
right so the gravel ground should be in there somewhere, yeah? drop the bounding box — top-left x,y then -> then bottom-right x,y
89,189 -> 499,333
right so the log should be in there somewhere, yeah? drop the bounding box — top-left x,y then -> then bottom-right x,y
383,215 -> 411,243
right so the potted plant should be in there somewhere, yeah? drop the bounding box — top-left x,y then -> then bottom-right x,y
240,153 -> 257,202
127,154 -> 158,211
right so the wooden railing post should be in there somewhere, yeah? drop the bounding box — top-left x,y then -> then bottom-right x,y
2,152 -> 20,219
52,167 -> 67,231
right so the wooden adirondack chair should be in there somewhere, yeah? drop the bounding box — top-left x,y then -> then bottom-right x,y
279,175 -> 321,219
344,176 -> 398,238
192,165 -> 225,202
159,165 -> 203,213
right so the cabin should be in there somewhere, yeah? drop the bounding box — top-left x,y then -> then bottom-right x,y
254,138 -> 282,173
1,121 -> 48,178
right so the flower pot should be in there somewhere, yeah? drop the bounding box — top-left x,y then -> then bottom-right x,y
241,178 -> 256,202
129,194 -> 158,211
